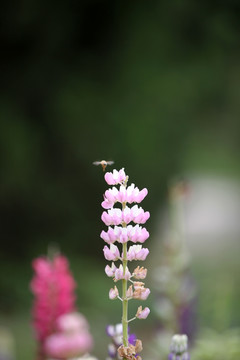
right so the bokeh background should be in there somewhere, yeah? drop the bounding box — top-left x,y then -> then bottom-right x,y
0,1 -> 240,359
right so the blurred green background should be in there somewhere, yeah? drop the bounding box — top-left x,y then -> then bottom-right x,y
0,0 -> 240,359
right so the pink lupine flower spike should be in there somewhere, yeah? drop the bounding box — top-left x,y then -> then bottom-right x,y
100,167 -> 150,360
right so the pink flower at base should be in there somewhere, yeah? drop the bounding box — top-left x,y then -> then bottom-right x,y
30,255 -> 76,343
56,312 -> 89,334
44,331 -> 93,359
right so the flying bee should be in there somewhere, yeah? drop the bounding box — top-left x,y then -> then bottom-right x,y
93,160 -> 114,172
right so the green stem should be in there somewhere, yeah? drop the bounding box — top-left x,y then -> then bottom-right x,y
122,241 -> 128,348
121,199 -> 128,353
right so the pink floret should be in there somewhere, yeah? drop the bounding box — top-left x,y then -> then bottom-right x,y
104,168 -> 127,185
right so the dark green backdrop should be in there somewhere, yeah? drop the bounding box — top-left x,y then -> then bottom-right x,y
1,0 -> 240,312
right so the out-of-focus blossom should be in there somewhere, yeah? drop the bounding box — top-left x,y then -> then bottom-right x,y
55,312 -> 89,334
31,254 -> 93,360
44,312 -> 93,359
168,334 -> 190,360
44,331 -> 93,359
31,255 -> 76,343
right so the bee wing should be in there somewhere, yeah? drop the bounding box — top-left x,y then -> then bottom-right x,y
93,161 -> 101,165
107,161 -> 114,165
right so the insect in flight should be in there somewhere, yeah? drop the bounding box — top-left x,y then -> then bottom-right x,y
93,160 -> 114,172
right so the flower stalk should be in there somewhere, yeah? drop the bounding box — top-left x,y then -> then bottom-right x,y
100,168 -> 150,360
122,242 -> 128,348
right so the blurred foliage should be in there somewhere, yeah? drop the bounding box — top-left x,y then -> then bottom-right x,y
191,328 -> 240,360
1,0 -> 240,264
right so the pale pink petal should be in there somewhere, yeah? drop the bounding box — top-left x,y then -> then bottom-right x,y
136,306 -> 150,319
109,286 -> 119,300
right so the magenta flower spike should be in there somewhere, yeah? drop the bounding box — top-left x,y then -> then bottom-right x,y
31,253 -> 93,360
31,255 -> 76,344
100,168 -> 150,360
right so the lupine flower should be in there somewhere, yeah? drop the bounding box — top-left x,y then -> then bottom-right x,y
100,167 -> 150,360
168,334 -> 190,360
